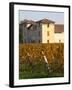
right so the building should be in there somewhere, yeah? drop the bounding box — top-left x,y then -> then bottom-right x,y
19,19 -> 64,43
54,24 -> 64,43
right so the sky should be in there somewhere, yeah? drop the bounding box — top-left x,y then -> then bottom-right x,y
19,10 -> 64,24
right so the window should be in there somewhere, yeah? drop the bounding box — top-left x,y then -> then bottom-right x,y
47,31 -> 49,36
39,40 -> 40,43
47,40 -> 49,43
47,24 -> 49,27
59,40 -> 61,43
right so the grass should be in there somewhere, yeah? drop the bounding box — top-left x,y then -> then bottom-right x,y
19,62 -> 64,79
19,43 -> 64,79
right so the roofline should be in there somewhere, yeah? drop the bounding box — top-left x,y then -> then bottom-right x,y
36,19 -> 55,23
55,24 -> 64,25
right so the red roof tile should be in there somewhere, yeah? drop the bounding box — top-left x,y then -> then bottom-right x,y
36,18 -> 55,23
55,24 -> 64,33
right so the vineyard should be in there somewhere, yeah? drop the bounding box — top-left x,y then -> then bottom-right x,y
19,43 -> 64,79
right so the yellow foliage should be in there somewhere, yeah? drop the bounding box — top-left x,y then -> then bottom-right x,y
19,43 -> 64,65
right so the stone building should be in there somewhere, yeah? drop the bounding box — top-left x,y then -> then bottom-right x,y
19,19 -> 64,43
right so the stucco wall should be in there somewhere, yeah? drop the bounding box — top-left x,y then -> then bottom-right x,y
42,23 -> 55,43
54,32 -> 64,43
20,23 -> 64,43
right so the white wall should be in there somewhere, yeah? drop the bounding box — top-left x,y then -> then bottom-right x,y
54,32 -> 64,43
42,23 -> 55,43
0,0 -> 72,90
42,24 -> 48,43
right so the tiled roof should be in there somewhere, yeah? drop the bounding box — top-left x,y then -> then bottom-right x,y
20,19 -> 64,33
55,24 -> 64,33
20,18 -> 55,25
20,19 -> 36,25
36,18 -> 55,23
